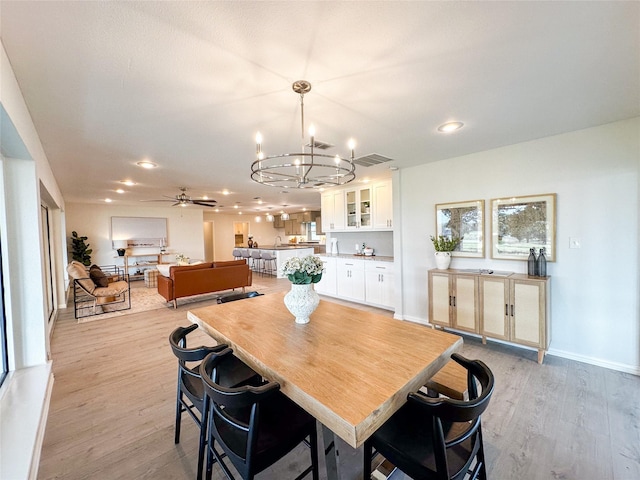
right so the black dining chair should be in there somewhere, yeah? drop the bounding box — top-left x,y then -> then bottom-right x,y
363,353 -> 494,480
169,324 -> 261,480
200,347 -> 320,480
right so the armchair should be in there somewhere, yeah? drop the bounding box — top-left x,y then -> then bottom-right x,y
66,261 -> 131,319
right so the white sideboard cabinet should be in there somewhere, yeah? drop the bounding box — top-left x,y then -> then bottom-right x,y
428,269 -> 550,363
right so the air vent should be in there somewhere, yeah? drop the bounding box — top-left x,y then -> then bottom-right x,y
353,153 -> 394,167
305,140 -> 334,150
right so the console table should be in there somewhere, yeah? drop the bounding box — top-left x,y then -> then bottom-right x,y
123,254 -> 164,281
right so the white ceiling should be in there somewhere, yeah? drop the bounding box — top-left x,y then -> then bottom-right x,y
1,1 -> 638,214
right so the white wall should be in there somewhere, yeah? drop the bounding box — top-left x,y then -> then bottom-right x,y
397,117 -> 640,373
65,203 -> 205,265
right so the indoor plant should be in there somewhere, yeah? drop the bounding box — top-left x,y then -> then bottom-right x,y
70,231 -> 92,266
430,235 -> 461,270
280,254 -> 324,324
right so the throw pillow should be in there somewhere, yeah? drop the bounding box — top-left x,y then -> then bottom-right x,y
89,265 -> 109,288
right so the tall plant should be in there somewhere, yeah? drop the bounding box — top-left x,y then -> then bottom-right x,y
71,231 -> 92,266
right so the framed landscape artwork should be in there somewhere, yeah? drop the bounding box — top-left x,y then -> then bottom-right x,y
491,193 -> 556,261
435,200 -> 484,257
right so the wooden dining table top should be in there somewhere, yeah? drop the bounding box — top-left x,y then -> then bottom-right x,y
187,292 -> 462,448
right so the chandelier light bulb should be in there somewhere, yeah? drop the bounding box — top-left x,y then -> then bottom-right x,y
334,155 -> 341,165
308,125 -> 316,137
255,132 -> 262,144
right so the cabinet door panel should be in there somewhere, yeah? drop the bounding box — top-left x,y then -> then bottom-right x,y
480,278 -> 509,339
373,180 -> 392,229
512,281 -> 541,345
429,273 -> 451,326
454,276 -> 477,332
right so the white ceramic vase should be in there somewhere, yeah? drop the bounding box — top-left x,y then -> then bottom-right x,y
284,283 -> 320,324
435,251 -> 452,270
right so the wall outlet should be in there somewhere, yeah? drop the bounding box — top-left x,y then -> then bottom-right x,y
569,237 -> 581,249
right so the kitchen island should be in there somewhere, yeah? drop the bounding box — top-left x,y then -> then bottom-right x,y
243,246 -> 315,278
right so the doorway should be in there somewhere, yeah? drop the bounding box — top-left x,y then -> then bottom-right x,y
203,221 -> 215,262
233,221 -> 249,247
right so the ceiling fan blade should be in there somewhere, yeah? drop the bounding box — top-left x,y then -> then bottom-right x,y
192,200 -> 218,207
140,199 -> 175,202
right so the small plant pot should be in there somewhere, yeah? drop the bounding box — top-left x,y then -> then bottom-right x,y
435,251 -> 452,270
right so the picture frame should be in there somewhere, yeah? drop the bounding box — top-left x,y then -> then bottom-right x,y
491,193 -> 556,261
435,200 -> 484,257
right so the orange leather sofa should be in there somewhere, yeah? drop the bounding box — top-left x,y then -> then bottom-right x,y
157,260 -> 252,308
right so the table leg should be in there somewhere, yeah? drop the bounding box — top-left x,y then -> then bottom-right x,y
321,424 -> 342,480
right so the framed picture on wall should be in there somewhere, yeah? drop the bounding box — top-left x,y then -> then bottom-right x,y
491,193 -> 556,261
435,200 -> 484,257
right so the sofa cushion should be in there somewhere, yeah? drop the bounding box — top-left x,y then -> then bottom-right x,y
89,265 -> 109,287
213,260 -> 247,268
66,262 -> 95,294
93,280 -> 129,297
169,262 -> 213,276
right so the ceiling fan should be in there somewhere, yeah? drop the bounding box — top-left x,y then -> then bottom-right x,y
142,187 -> 217,207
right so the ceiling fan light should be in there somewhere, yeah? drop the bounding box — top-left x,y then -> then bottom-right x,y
437,121 -> 464,133
137,160 -> 158,169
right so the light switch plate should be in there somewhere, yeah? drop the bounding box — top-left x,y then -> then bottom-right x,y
569,237 -> 581,249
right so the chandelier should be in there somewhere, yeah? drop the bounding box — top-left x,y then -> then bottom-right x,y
251,80 -> 356,189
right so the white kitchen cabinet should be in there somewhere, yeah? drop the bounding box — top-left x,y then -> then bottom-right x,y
315,256 -> 337,296
336,257 -> 365,302
345,186 -> 372,230
429,269 -> 550,363
372,180 -> 393,229
320,179 -> 392,232
364,260 -> 394,309
321,190 -> 346,232
428,270 -> 478,333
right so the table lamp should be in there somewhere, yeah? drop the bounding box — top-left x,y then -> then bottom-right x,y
114,240 -> 128,257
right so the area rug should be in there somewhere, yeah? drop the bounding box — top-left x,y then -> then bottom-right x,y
77,283 -> 268,323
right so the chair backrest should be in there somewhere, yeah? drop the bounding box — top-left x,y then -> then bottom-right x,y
408,353 -> 494,477
240,248 -> 251,258
169,324 -> 223,363
261,251 -> 274,261
250,250 -> 261,259
232,248 -> 242,257
67,261 -> 96,294
410,354 -> 493,422
200,349 -> 280,475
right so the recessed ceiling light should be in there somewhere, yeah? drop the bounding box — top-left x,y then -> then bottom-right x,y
136,160 -> 158,169
222,190 -> 230,195
202,195 -> 209,200
105,198 -> 113,203
234,205 -> 239,209
120,180 -> 137,186
116,189 -> 125,194
437,122 -> 464,133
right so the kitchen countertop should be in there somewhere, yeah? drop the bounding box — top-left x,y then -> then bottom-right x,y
250,245 -> 316,250
318,253 -> 394,263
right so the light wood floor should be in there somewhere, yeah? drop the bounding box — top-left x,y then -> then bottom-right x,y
38,276 -> 640,480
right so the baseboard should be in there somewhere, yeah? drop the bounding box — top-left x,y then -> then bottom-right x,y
29,368 -> 54,479
400,314 -> 429,326
548,348 -> 640,376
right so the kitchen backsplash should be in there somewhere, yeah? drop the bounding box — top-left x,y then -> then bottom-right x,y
329,231 -> 393,257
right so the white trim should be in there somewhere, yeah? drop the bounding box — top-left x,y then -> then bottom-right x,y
397,316 -> 640,376
548,347 -> 640,376
0,362 -> 54,480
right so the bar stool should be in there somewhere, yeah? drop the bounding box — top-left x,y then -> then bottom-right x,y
250,249 -> 262,274
240,248 -> 251,265
261,251 -> 277,276
232,248 -> 242,260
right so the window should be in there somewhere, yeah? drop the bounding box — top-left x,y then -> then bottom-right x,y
0,233 -> 8,387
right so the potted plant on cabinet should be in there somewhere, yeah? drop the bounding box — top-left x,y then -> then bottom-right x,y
430,235 -> 461,270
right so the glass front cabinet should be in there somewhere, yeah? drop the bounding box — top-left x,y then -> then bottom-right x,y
346,186 -> 372,230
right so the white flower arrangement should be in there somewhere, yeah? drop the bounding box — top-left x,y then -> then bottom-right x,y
175,253 -> 190,265
280,254 -> 324,284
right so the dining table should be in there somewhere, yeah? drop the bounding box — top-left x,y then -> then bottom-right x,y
187,292 -> 463,479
